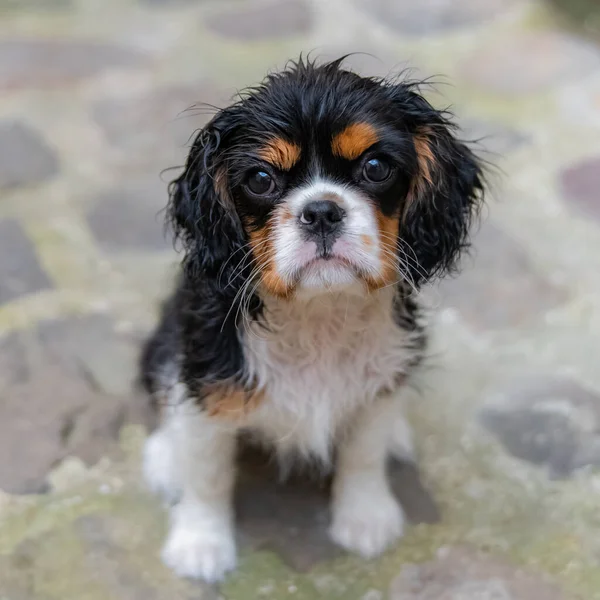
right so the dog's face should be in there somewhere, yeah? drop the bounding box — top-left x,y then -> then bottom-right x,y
229,103 -> 419,297
170,59 -> 484,300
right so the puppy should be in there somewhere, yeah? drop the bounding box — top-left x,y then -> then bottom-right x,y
141,57 -> 484,583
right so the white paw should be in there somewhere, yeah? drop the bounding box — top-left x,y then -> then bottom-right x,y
143,428 -> 181,503
329,489 -> 405,558
161,519 -> 236,583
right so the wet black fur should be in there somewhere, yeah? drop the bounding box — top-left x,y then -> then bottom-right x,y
140,57 -> 485,402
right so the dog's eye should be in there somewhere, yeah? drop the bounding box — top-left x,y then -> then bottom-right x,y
363,158 -> 391,183
246,170 -> 275,196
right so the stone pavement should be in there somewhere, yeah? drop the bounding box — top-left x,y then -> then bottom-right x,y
1,0 -> 600,598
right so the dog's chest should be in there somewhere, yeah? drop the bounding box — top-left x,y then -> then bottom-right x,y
242,294 -> 417,460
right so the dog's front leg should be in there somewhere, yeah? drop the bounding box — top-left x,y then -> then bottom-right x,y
145,397 -> 237,583
329,392 -> 413,557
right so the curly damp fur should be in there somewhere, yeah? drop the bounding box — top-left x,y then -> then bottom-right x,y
143,56 -> 485,406
140,56 -> 486,584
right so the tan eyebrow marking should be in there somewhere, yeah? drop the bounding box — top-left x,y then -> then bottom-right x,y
331,122 -> 379,160
258,137 -> 301,171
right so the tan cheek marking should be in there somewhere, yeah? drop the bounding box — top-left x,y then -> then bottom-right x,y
246,208 -> 294,299
361,234 -> 373,248
331,123 -> 379,161
366,209 -> 400,292
205,386 -> 264,420
259,138 -> 301,171
261,270 -> 291,298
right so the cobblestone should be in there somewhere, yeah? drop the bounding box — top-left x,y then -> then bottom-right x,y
481,376 -> 600,478
459,118 -> 529,156
559,156 -> 600,221
0,316 -> 152,493
389,546 -> 570,599
0,39 -> 149,90
1,0 -> 600,598
353,0 -> 515,36
86,180 -> 173,252
437,221 -> 568,330
92,82 -> 228,168
0,219 -> 53,304
461,31 -> 600,95
0,121 -> 60,189
206,0 -> 313,41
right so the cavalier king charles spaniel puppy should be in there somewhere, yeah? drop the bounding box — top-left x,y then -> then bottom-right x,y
141,57 -> 484,583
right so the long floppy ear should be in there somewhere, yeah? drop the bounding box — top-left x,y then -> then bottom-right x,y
167,114 -> 246,279
395,89 -> 485,284
166,114 -> 255,395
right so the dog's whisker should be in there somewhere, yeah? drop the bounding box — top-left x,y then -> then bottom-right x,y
223,241 -> 270,289
217,244 -> 254,286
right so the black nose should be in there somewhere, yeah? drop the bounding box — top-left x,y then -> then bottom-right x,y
299,200 -> 345,238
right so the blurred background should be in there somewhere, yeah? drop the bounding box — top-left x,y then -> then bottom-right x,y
1,0 -> 600,598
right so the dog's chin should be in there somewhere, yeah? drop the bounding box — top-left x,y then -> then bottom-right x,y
296,257 -> 364,295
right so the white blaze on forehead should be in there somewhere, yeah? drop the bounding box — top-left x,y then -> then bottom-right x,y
271,179 -> 383,288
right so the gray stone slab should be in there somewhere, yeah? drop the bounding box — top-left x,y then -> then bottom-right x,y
206,0 -> 312,41
390,546 -> 569,599
460,118 -> 530,156
461,31 -> 600,95
37,314 -> 140,396
0,121 -> 60,189
559,156 -> 600,222
0,360 -> 131,494
0,0 -> 71,8
481,376 -> 600,478
92,83 -> 227,166
0,39 -> 148,89
141,0 -> 205,4
0,362 -> 90,494
85,180 -> 172,252
0,315 -> 154,494
0,330 -> 30,389
437,222 -> 568,330
0,219 -> 53,304
353,0 -> 515,36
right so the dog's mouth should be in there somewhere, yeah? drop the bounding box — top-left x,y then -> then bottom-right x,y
307,253 -> 353,267
276,234 -> 383,294
292,251 -> 365,291
299,249 -> 359,273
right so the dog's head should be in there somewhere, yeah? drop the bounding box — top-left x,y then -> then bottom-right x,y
169,58 -> 484,300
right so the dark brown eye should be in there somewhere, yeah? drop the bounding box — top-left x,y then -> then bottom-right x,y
246,170 -> 275,196
363,158 -> 391,183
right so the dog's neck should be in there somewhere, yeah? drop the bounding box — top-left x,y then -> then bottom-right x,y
256,284 -> 398,335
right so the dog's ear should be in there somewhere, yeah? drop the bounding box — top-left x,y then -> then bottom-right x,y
168,113 -> 246,279
391,87 -> 485,284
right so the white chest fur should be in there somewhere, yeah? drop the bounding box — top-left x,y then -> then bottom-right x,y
242,288 -> 418,463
